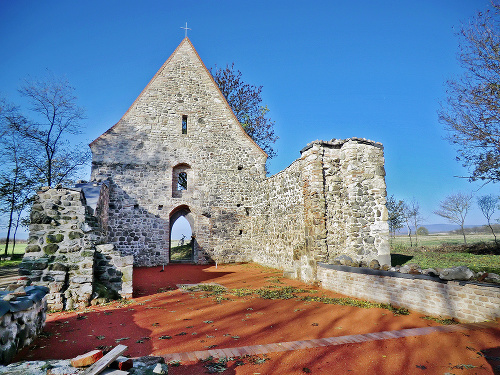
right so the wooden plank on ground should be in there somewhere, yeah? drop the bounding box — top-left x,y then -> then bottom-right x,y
100,369 -> 129,375
82,345 -> 128,375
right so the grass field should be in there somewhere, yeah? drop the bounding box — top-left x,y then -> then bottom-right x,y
391,233 -> 500,274
392,233 -> 498,247
0,243 -> 26,267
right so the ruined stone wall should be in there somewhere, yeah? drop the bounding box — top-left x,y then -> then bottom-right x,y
247,139 -> 390,282
21,187 -> 101,310
87,38 -> 390,278
322,139 -> 390,266
22,186 -> 134,310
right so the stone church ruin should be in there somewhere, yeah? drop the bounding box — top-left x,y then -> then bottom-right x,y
21,38 -> 390,310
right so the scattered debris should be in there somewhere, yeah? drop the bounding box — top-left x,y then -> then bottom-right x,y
71,350 -> 103,368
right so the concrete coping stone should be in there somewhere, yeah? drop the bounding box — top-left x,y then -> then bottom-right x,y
0,286 -> 49,317
317,263 -> 500,290
300,138 -> 384,154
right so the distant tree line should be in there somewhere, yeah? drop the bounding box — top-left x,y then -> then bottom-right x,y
388,193 -> 500,245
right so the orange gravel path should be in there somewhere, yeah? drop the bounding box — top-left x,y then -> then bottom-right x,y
14,263 -> 500,374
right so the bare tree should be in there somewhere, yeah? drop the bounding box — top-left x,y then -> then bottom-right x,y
0,101 -> 37,255
434,192 -> 473,243
438,2 -> 500,182
401,201 -> 414,247
8,75 -> 89,187
408,199 -> 423,247
477,194 -> 498,244
211,63 -> 278,158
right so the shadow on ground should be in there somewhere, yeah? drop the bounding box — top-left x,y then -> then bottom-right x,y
391,253 -> 413,266
133,265 -> 233,297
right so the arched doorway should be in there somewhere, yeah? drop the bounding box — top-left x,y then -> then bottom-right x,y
169,206 -> 194,262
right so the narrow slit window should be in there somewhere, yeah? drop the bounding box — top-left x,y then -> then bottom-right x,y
178,172 -> 187,190
181,115 -> 188,134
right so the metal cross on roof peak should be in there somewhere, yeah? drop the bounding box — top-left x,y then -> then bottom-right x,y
181,22 -> 191,38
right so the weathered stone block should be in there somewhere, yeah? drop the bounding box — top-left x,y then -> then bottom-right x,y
25,245 -> 41,253
46,234 -> 64,243
69,231 -> 83,240
43,244 -> 59,255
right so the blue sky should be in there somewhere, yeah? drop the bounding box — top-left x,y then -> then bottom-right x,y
0,0 -> 498,237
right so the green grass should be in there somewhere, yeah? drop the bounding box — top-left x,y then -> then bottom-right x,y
187,283 -> 408,316
392,233 -> 497,248
170,242 -> 193,261
0,243 -> 26,268
391,234 -> 500,274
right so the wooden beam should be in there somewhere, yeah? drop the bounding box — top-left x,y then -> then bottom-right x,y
82,345 -> 128,375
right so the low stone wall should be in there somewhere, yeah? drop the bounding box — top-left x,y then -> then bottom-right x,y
0,286 -> 49,364
318,263 -> 500,323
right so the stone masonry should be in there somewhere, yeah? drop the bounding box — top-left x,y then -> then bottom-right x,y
21,186 -> 132,310
318,264 -> 500,323
250,139 -> 390,282
85,37 -> 390,282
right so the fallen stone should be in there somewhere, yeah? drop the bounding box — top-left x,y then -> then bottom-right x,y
152,363 -> 168,374
333,255 -> 354,266
111,357 -> 133,371
484,272 -> 500,284
439,266 -> 475,281
71,349 -> 103,367
422,268 -> 439,277
399,265 -> 411,274
369,259 -> 380,270
0,360 -> 81,375
132,357 -> 164,368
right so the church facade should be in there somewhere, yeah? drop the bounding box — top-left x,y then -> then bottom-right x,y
90,38 -> 390,281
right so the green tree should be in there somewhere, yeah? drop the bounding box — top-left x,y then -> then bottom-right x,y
416,226 -> 429,236
211,63 -> 278,158
438,2 -> 500,182
386,195 -> 405,239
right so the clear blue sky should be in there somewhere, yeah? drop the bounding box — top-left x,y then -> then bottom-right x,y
0,0 -> 498,235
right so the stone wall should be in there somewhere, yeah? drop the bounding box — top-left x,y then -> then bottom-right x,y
21,187 -> 101,310
322,139 -> 390,266
94,244 -> 133,299
318,264 -> 500,323
0,286 -> 49,364
247,139 -> 390,282
249,161 -> 305,275
22,186 -> 133,310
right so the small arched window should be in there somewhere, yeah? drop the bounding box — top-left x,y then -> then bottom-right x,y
172,164 -> 191,197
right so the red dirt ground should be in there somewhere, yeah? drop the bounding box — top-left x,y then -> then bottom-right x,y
14,263 -> 500,374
